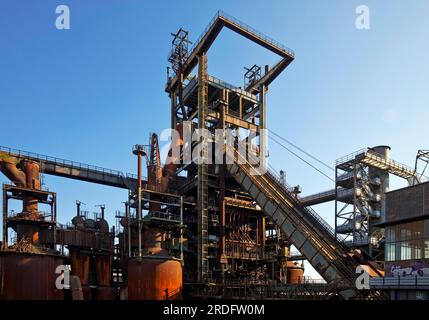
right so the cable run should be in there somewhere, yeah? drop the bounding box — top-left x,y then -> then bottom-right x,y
270,136 -> 335,183
268,129 -> 334,172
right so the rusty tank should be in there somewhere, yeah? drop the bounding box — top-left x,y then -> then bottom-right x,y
69,249 -> 90,286
287,261 -> 305,284
127,228 -> 182,300
95,254 -> 113,287
0,251 -> 65,300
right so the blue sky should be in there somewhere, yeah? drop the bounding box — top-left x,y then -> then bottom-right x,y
1,1 -> 428,278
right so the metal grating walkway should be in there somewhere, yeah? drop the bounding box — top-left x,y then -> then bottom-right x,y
0,146 -> 139,190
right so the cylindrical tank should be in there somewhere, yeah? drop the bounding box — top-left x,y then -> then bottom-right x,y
69,250 -> 90,286
127,257 -> 182,300
95,218 -> 109,233
71,215 -> 85,230
95,255 -> 112,287
0,251 -> 64,300
371,145 -> 391,159
85,218 -> 96,229
127,228 -> 182,300
287,261 -> 304,284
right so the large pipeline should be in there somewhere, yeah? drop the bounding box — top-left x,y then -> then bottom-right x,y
0,156 -> 41,216
0,156 -> 26,186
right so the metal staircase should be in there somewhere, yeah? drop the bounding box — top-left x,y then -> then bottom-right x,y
336,148 -> 416,181
226,149 -> 383,299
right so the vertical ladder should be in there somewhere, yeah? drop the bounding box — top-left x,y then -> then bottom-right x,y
197,52 -> 209,281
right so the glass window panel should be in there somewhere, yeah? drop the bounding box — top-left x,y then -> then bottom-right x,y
386,227 -> 394,243
386,243 -> 395,261
411,221 -> 423,240
411,240 -> 422,260
425,240 -> 429,259
400,227 -> 412,241
400,241 -> 411,260
396,241 -> 401,260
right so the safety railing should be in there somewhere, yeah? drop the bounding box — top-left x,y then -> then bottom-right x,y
208,75 -> 258,101
240,171 -> 358,295
336,148 -> 367,166
265,166 -> 346,244
363,149 -> 416,177
144,211 -> 181,223
167,10 -> 295,62
300,277 -> 327,285
370,275 -> 429,289
217,11 -> 295,57
0,145 -> 144,182
7,210 -> 52,221
236,149 -> 355,281
189,279 -> 332,300
336,147 -> 416,178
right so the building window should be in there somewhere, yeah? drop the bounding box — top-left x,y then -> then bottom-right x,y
411,239 -> 422,260
400,241 -> 411,260
386,227 -> 395,243
386,243 -> 395,261
385,220 -> 428,262
401,227 -> 412,241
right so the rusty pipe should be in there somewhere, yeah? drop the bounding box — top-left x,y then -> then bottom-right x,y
0,158 -> 26,186
21,160 -> 41,190
137,151 -> 142,257
21,160 -> 41,215
162,122 -> 185,191
133,145 -> 146,258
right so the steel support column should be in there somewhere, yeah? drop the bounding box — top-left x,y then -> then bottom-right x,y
2,185 -> 7,249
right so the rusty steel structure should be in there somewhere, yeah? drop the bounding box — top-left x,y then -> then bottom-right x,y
0,153 -> 65,299
2,10 -> 427,301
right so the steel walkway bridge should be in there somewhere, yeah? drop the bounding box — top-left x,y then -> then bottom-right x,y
336,148 -> 417,181
299,148 -> 418,207
0,146 -> 139,190
226,149 -> 384,299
